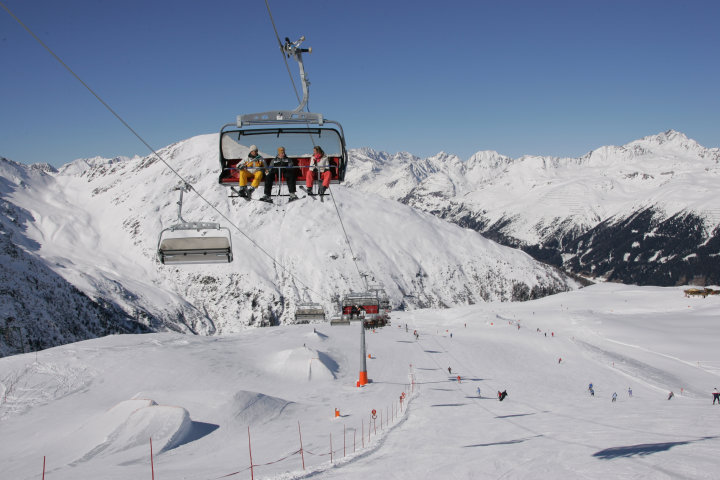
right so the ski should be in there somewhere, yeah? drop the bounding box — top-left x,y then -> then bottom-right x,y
299,186 -> 317,200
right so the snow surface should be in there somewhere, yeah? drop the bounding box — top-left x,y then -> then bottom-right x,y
2,283 -> 719,479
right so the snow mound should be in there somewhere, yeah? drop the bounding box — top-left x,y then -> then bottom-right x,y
231,390 -> 294,425
71,399 -> 192,465
267,346 -> 338,381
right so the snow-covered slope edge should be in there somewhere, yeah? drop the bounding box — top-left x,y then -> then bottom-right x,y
345,131 -> 720,286
0,140 -> 575,355
0,158 -> 153,357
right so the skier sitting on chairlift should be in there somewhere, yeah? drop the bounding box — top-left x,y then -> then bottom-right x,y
260,146 -> 298,203
238,145 -> 265,199
305,146 -> 331,196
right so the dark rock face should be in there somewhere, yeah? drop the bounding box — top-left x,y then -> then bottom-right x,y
0,191 -> 151,357
565,208 -> 720,286
400,198 -> 719,287
0,229 -> 153,357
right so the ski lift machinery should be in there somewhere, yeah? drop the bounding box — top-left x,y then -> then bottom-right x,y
157,185 -> 233,265
218,36 -> 348,195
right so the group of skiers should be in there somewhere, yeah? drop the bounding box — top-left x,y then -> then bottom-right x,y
236,145 -> 333,202
591,384 -> 720,404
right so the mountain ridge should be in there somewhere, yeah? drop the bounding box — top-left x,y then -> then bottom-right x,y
1,136 -> 574,356
344,130 -> 720,286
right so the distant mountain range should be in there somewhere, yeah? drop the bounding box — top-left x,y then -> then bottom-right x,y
3,129 -> 716,356
344,130 -> 720,287
0,136 -> 573,356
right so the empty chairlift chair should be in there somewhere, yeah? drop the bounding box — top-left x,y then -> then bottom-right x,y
368,283 -> 391,325
294,303 -> 326,324
157,185 -> 233,265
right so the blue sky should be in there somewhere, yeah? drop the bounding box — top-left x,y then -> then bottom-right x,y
1,0 -> 718,167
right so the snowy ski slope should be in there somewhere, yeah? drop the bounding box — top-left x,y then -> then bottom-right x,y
1,283 -> 718,479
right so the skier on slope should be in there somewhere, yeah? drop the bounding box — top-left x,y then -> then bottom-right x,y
713,388 -> 719,405
612,392 -> 617,402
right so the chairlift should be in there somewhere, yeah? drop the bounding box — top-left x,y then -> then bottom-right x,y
157,185 -> 233,265
218,36 -> 348,197
340,292 -> 382,328
368,283 -> 391,315
294,303 -> 326,324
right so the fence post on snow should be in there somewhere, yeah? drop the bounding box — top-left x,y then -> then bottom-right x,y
298,421 -> 305,471
42,456 -> 45,480
150,437 -> 155,480
248,427 -> 254,480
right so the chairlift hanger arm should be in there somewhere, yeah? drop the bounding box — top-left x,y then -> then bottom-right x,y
238,35 -> 318,127
283,36 -> 311,114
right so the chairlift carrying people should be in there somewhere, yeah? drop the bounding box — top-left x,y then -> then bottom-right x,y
218,36 -> 348,202
341,292 -> 384,328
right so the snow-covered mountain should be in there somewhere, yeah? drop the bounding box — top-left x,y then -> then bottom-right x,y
0,138 -> 573,356
345,131 -> 720,286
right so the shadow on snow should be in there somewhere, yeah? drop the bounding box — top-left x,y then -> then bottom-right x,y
593,437 -> 718,460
